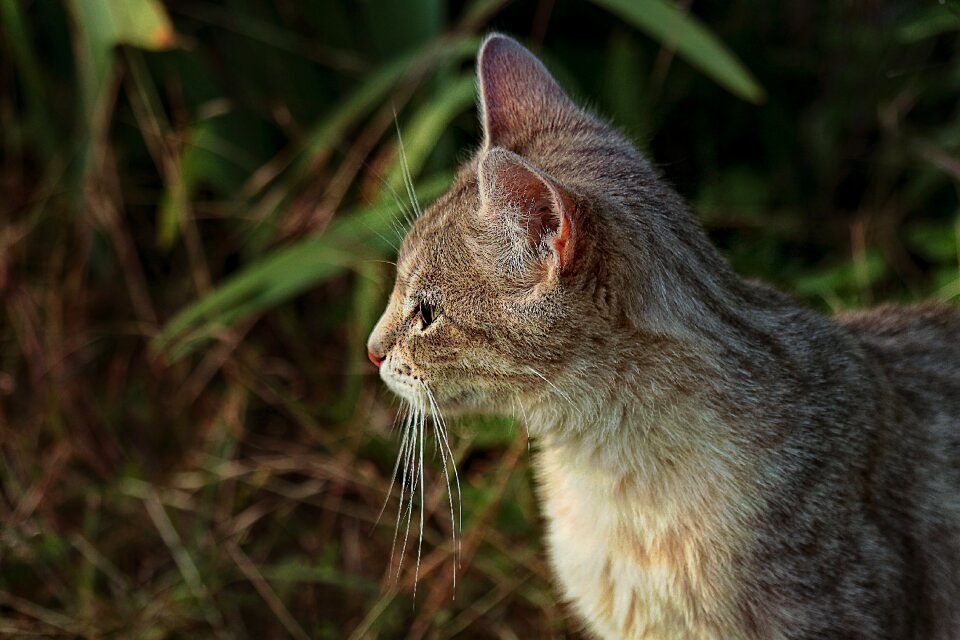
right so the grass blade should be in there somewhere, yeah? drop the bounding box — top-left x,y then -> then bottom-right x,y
589,0 -> 765,103
153,174 -> 452,359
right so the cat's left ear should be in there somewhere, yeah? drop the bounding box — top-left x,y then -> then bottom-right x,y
478,147 -> 576,279
477,33 -> 579,148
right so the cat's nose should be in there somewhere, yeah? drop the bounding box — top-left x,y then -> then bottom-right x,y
367,347 -> 384,368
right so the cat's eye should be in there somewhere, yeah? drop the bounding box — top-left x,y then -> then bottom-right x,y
417,300 -> 441,330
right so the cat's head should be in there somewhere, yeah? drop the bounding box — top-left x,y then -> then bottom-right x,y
367,34 -> 713,420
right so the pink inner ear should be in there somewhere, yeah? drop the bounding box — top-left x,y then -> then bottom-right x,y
524,180 -> 575,271
483,150 -> 575,271
506,173 -> 559,246
551,204 -> 572,270
527,205 -> 558,244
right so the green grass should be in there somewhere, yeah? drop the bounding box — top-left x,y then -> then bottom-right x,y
0,0 -> 958,637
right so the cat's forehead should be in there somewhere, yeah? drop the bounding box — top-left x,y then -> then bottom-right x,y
396,227 -> 454,291
396,178 -> 478,282
395,212 -> 443,281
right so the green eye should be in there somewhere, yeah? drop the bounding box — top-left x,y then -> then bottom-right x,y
418,300 -> 441,329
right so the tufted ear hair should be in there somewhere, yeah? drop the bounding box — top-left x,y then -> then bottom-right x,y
478,147 -> 576,280
477,33 -> 580,148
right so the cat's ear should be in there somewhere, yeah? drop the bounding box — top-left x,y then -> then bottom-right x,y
477,33 -> 577,148
478,147 -> 575,278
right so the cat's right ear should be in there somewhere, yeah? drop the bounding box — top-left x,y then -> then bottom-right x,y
478,147 -> 576,283
477,33 -> 578,148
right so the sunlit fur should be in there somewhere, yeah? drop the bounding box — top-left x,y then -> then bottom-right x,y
368,34 -> 960,639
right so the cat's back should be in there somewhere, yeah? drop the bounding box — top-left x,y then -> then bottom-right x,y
835,301 -> 960,638
837,301 -> 960,420
837,301 -> 960,468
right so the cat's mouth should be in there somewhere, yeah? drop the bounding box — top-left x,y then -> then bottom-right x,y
381,374 -> 424,405
377,355 -> 491,414
381,378 -> 484,425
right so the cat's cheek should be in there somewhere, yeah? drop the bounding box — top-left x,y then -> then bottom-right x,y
439,388 -> 494,416
429,398 -> 475,418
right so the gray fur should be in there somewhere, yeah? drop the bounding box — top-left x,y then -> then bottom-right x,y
367,34 -> 960,639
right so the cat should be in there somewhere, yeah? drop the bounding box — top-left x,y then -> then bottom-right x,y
366,33 -> 960,639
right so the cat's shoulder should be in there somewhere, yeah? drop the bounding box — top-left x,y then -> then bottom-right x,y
835,301 -> 960,420
835,300 -> 960,341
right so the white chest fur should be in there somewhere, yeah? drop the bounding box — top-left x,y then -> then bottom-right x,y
535,442 -> 753,639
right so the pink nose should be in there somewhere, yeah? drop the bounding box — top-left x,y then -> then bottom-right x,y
368,348 -> 384,368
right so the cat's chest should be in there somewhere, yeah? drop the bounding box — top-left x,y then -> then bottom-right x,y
535,445 -> 748,640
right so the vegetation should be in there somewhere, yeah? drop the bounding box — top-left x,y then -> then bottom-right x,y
1,0 -> 958,637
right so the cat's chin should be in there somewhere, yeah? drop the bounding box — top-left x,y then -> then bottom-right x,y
432,399 -> 489,419
382,378 -> 488,416
428,387 -> 494,416
381,378 -> 423,406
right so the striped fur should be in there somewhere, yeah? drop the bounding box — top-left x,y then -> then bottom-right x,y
367,34 -> 960,639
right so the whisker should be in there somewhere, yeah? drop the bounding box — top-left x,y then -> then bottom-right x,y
387,402 -> 404,434
425,383 -> 462,567
384,185 -> 416,233
397,394 -> 422,581
389,217 -> 407,244
511,395 -> 531,441
353,129 -> 417,232
393,113 -> 424,222
381,384 -> 462,596
426,390 -> 457,540
414,394 -> 426,597
375,401 -> 411,530
423,384 -> 459,589
525,365 -> 584,418
363,258 -> 398,268
387,181 -> 417,229
390,404 -> 417,574
360,217 -> 400,252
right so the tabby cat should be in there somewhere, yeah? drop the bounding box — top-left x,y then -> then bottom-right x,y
366,34 -> 960,639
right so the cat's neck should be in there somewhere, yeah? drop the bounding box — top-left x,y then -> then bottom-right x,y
523,278 -> 791,637
523,267 -> 853,472
525,375 -> 755,486
531,390 -> 759,638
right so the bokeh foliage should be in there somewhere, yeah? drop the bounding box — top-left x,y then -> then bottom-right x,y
1,0 -> 958,637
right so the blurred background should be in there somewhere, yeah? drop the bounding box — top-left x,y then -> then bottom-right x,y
1,0 -> 958,637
